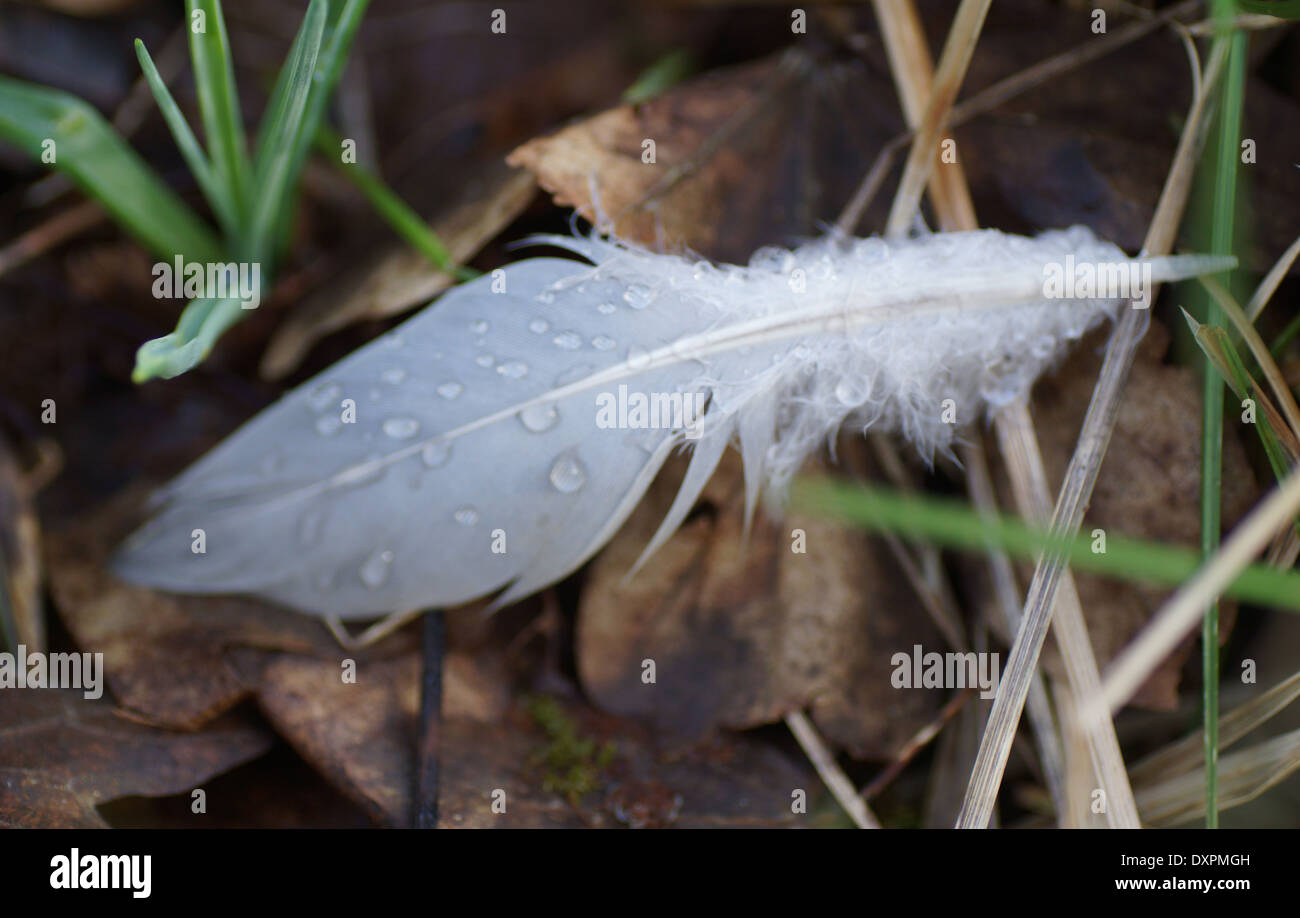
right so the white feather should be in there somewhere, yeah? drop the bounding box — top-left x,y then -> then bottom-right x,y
113,226 -> 1233,618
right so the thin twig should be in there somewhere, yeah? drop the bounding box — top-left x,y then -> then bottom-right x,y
1247,232 -> 1300,322
785,710 -> 881,828
862,688 -> 975,801
884,0 -> 992,237
871,0 -> 977,231
991,405 -> 1141,828
837,0 -> 1202,235
415,609 -> 446,829
0,201 -> 104,280
962,438 -> 1070,821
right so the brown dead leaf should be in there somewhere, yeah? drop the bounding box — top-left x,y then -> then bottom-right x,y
225,644 -> 808,827
990,320 -> 1257,709
577,449 -> 946,760
956,0 -> 1300,269
44,490 -> 347,729
0,689 -> 271,828
43,488 -> 521,823
260,162 -> 537,380
226,648 -> 509,827
508,48 -> 901,263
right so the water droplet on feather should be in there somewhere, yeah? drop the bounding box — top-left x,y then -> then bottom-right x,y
382,417 -> 420,440
549,450 -> 587,493
519,403 -> 559,432
360,549 -> 393,587
421,441 -> 451,468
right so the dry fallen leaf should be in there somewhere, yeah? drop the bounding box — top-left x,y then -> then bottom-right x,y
0,689 -> 272,829
224,642 -> 813,828
225,648 -> 509,827
577,450 -> 946,760
43,489 -> 519,825
956,0 -> 1300,269
508,47 -> 901,263
45,491 -> 343,729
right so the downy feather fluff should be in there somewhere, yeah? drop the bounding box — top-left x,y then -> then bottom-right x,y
113,226 -> 1232,619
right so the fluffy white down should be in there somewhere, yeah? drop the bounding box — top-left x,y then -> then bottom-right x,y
541,225 -> 1142,508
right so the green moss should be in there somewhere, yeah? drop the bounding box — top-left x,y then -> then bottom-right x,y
525,695 -> 616,807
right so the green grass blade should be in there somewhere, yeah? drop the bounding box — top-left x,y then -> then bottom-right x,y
622,49 -> 694,104
134,0 -> 372,383
246,0 -> 327,256
131,295 -> 249,382
795,480 -> 1300,613
314,125 -> 478,280
257,0 -> 371,257
186,0 -> 250,225
1198,3 -> 1248,829
1183,313 -> 1299,485
0,75 -> 222,264
1236,0 -> 1300,16
134,38 -> 238,240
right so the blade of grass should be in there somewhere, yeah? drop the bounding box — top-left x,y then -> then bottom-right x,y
796,479 -> 1300,612
246,0 -> 327,256
313,125 -> 478,281
1246,232 -> 1300,322
134,0 -> 372,382
1131,670 -> 1300,785
1197,1 -> 1247,828
132,294 -> 247,382
186,0 -> 250,226
1200,275 -> 1300,437
1182,309 -> 1300,478
1236,0 -> 1300,16
621,49 -> 694,104
1136,727 -> 1300,827
0,76 -> 222,264
133,38 -> 238,240
256,0 -> 371,257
